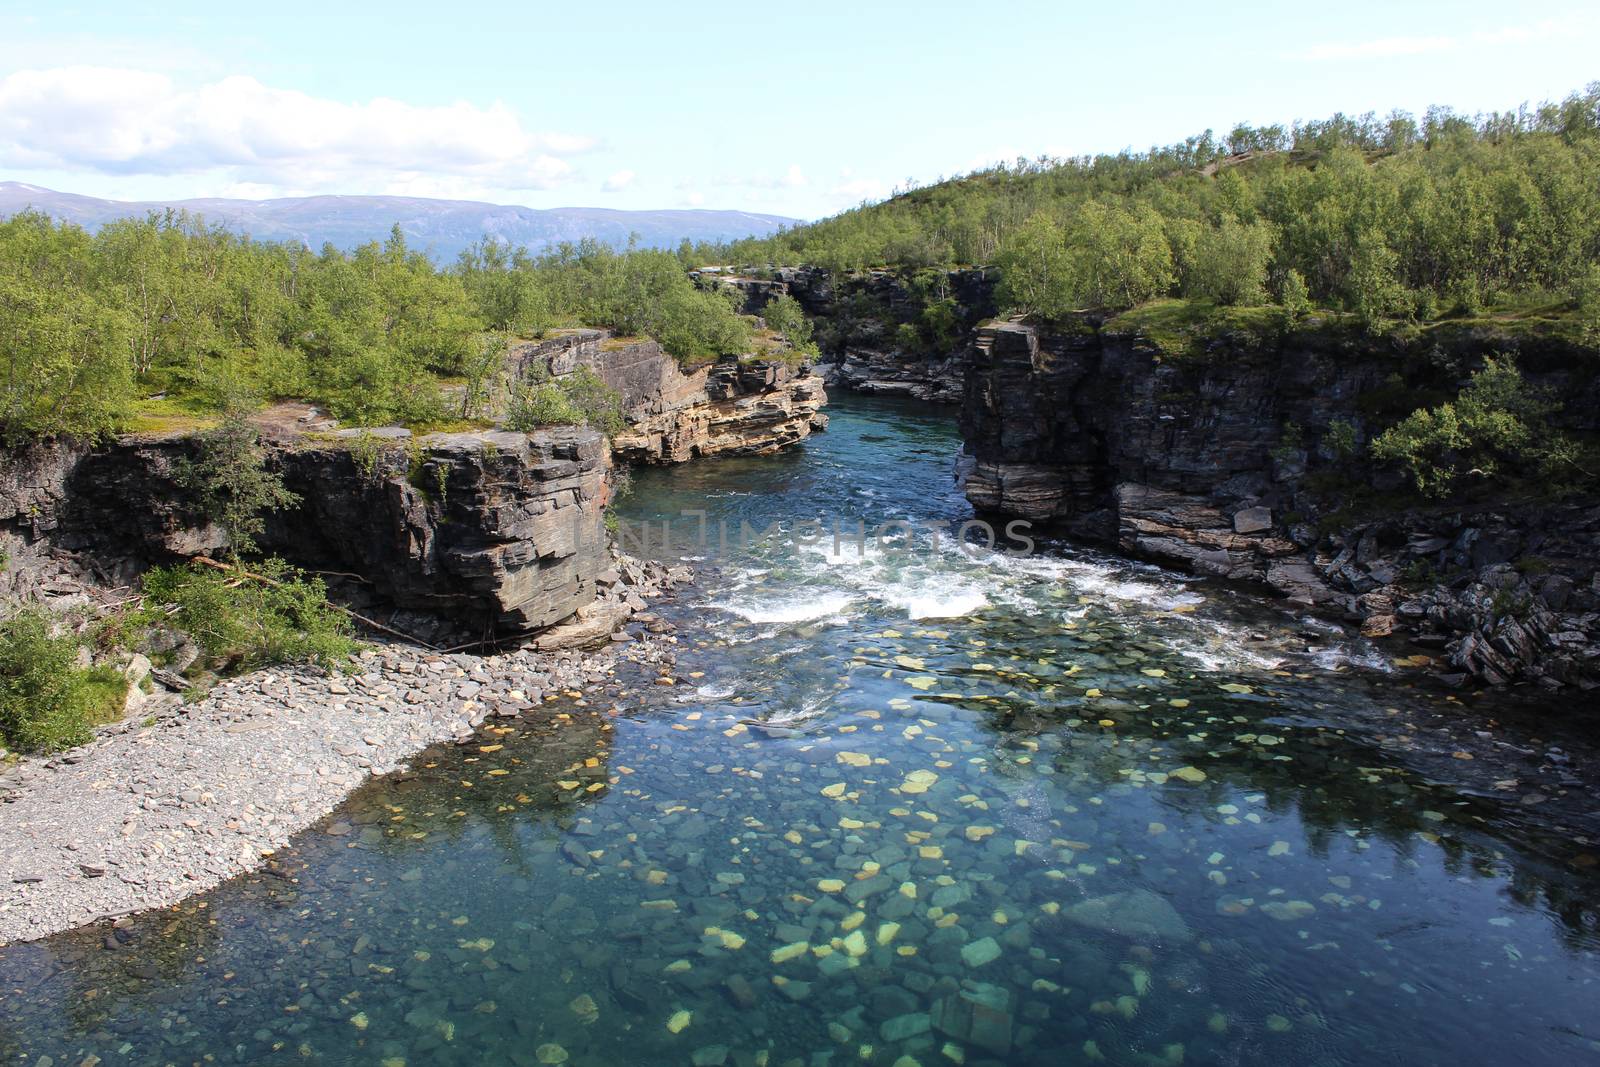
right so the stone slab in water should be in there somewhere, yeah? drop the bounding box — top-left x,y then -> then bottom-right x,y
1062,888 -> 1191,943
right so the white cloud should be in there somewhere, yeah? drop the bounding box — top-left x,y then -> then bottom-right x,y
0,66 -> 595,195
682,191 -> 706,207
1292,16 -> 1592,62
601,169 -> 635,192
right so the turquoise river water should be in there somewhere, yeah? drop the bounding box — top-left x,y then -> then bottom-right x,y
1,395 -> 1598,1066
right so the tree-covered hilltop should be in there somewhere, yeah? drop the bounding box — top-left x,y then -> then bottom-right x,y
715,85 -> 1600,328
0,216 -> 757,442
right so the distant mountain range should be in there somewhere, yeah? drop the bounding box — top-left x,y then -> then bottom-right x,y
0,182 -> 797,259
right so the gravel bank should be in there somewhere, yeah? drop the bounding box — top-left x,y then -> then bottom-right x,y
0,613 -> 685,944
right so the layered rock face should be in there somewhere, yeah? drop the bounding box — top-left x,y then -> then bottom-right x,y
510,330 -> 827,464
5,427 -> 611,636
694,267 -> 997,402
269,429 -> 608,633
785,267 -> 995,403
962,317 -> 1600,689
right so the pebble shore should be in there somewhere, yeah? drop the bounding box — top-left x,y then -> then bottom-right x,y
0,619 -> 682,945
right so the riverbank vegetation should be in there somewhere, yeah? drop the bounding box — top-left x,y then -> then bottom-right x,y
1370,357 -> 1589,498
136,560 -> 358,675
0,416 -> 358,753
0,554 -> 360,755
0,610 -> 128,753
702,85 -> 1600,505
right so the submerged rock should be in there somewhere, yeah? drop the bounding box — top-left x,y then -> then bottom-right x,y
931,986 -> 1014,1056
1062,889 -> 1191,943
960,936 -> 1003,967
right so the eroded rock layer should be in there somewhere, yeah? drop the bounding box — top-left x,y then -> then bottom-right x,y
510,330 -> 828,465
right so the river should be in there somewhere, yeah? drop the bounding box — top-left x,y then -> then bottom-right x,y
1,394 -> 1596,1066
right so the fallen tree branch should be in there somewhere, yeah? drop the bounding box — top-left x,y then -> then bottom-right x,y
190,556 -> 440,650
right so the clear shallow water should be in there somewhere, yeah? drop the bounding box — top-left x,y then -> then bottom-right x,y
3,396 -> 1599,1067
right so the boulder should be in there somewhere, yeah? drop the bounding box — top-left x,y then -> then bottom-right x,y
1233,506 -> 1272,534
931,986 -> 1013,1055
1062,889 -> 1191,943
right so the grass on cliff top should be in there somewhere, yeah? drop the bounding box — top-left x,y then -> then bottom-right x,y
1102,296 -> 1596,362
1406,298 -> 1596,348
120,395 -> 222,437
740,328 -> 808,366
1104,299 -> 1301,360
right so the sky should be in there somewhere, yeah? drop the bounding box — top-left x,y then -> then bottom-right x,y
1,1 -> 1597,221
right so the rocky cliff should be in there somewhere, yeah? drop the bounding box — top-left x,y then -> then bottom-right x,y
509,329 -> 827,464
961,315 -> 1600,690
2,425 -> 612,639
696,267 -> 997,402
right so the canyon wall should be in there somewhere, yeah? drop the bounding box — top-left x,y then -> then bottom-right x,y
2,426 -> 611,639
698,267 -> 997,402
509,329 -> 827,464
961,315 -> 1600,690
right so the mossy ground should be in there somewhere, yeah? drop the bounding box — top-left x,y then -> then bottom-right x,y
1101,297 -> 1595,363
122,396 -> 221,437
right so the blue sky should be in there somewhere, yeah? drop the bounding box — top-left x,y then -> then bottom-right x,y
2,1 -> 1597,220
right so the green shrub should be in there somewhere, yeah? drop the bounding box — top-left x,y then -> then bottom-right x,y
761,294 -> 818,356
0,214 -> 134,443
175,411 -> 299,556
1277,269 -> 1312,318
996,202 -> 1175,317
1348,232 -> 1407,329
456,240 -> 552,334
138,559 -> 358,673
715,85 -> 1600,334
1270,421 -> 1304,464
1574,263 -> 1600,345
0,610 -> 128,753
993,213 -> 1074,319
506,364 -> 625,435
919,298 -> 961,353
1324,418 -> 1360,458
460,331 -> 509,419
1370,356 -> 1585,497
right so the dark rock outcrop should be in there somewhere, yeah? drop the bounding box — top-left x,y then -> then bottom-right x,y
269,429 -> 609,632
4,426 -> 611,636
509,330 -> 827,464
695,266 -> 997,402
961,316 -> 1600,689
